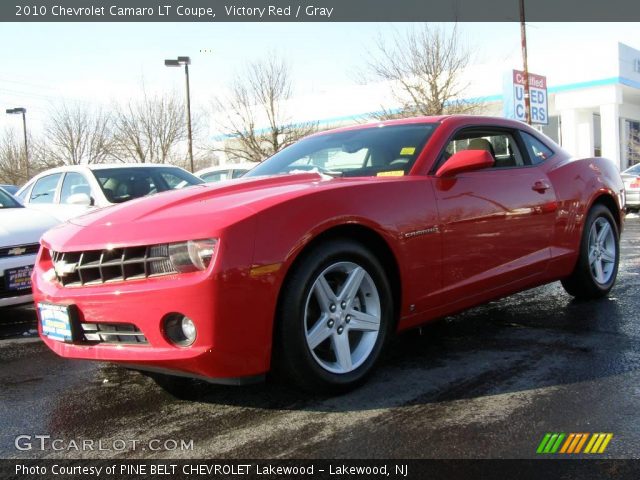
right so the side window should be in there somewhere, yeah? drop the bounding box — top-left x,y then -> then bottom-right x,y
60,172 -> 91,204
30,174 -> 62,204
231,169 -> 248,179
202,171 -> 229,182
443,130 -> 526,169
521,132 -> 554,165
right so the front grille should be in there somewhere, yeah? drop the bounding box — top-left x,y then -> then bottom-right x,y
0,243 -> 39,258
81,322 -> 148,344
51,245 -> 177,287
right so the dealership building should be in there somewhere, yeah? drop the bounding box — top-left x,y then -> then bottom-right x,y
245,41 -> 640,171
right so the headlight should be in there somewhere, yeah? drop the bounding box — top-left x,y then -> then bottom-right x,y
168,238 -> 217,273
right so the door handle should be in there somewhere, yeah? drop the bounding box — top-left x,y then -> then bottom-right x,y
532,180 -> 551,193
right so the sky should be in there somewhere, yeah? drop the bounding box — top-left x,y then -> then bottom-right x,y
1,22 -> 639,135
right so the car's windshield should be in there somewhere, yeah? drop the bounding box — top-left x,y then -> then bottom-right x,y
245,123 -> 437,178
0,188 -> 22,208
624,164 -> 640,175
91,167 -> 204,204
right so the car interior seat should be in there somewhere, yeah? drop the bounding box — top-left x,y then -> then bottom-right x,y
130,177 -> 151,198
467,138 -> 499,167
467,138 -> 496,157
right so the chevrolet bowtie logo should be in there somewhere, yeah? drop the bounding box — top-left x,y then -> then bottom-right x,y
7,247 -> 27,256
54,260 -> 77,277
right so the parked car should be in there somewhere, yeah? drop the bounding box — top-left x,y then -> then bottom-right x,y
0,184 -> 19,195
195,163 -> 256,182
621,163 -> 640,212
15,164 -> 204,221
1,188 -> 59,308
32,115 -> 624,393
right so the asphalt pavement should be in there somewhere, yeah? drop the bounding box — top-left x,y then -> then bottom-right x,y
1,216 -> 639,459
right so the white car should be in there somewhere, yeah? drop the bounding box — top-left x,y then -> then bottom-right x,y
0,188 -> 59,307
16,163 -> 204,222
621,163 -> 640,212
195,163 -> 257,182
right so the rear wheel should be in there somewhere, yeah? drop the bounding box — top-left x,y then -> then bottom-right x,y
274,239 -> 394,393
561,204 -> 620,299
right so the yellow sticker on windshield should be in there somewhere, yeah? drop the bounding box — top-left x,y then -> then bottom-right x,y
377,170 -> 405,177
400,147 -> 416,155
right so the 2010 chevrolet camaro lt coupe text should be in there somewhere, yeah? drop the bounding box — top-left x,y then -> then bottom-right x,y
32,116 -> 625,393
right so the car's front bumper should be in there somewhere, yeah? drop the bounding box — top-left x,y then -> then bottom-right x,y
32,258 -> 277,382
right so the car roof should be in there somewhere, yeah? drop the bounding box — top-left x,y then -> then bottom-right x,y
306,115 -> 530,138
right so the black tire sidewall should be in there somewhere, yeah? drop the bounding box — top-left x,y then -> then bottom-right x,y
276,239 -> 394,392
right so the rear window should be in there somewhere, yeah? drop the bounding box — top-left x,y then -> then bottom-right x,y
246,124 -> 437,178
0,188 -> 21,208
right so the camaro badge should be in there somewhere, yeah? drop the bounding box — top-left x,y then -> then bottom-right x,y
7,247 -> 27,256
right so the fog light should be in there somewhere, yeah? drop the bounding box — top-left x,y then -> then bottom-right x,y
163,313 -> 197,347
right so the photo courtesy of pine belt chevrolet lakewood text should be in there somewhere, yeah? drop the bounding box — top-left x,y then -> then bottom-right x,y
32,115 -> 625,394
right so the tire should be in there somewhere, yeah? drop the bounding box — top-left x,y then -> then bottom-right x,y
561,204 -> 620,299
274,239 -> 394,393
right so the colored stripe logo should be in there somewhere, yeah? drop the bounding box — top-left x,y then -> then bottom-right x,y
537,433 -> 613,454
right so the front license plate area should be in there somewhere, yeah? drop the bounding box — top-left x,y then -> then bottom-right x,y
4,265 -> 33,292
39,303 -> 74,342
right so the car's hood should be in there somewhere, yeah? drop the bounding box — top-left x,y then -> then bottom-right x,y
0,208 -> 60,247
44,173 -> 363,250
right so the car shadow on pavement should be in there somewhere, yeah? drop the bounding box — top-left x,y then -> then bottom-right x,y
109,278 -> 636,413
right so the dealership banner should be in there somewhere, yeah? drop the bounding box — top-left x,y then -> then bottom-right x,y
503,70 -> 549,126
4,459 -> 640,480
2,0 -> 640,22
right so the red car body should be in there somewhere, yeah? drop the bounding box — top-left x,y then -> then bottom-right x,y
32,116 -> 625,384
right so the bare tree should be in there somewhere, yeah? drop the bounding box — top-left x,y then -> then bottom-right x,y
366,24 -> 479,119
44,103 -> 113,165
0,129 -> 27,185
212,54 -> 317,163
111,91 -> 188,164
0,130 -> 53,185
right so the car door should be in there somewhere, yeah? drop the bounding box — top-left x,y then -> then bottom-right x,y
433,127 -> 558,302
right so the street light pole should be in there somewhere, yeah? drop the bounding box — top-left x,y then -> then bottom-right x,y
520,0 -> 532,125
165,56 -> 194,172
6,107 -> 30,179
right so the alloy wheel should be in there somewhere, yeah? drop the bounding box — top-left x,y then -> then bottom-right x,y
303,261 -> 381,374
588,217 -> 616,285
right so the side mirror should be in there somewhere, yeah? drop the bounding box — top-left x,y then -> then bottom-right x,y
436,150 -> 495,177
66,193 -> 93,206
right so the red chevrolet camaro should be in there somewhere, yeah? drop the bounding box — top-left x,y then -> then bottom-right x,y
32,116 -> 625,393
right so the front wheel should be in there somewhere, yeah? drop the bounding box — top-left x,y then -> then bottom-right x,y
561,204 -> 620,299
274,239 -> 394,393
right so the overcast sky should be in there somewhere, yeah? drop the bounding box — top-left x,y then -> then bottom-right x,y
1,22 -> 639,134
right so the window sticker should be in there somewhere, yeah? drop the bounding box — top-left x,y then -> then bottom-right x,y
377,171 -> 405,177
400,147 -> 416,155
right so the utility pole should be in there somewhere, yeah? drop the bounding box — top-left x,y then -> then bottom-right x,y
520,0 -> 532,125
6,107 -> 29,179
